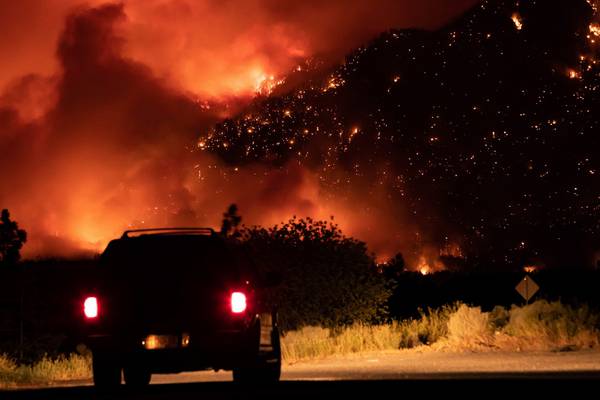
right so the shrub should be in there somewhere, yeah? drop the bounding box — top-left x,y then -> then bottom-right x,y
504,300 -> 600,349
281,300 -> 600,361
446,304 -> 493,349
281,323 -> 402,363
488,305 -> 510,330
397,303 -> 460,348
240,217 -> 390,331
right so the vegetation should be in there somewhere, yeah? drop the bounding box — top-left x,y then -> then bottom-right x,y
281,300 -> 600,362
0,209 -> 27,268
0,354 -> 91,388
238,215 -> 390,331
1,206 -> 598,385
444,304 -> 494,348
282,324 -> 402,363
218,204 -> 390,331
396,304 -> 461,348
0,300 -> 598,385
497,300 -> 600,351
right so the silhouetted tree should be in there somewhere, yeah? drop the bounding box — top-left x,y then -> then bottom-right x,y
382,252 -> 405,281
220,204 -> 242,238
0,209 -> 27,267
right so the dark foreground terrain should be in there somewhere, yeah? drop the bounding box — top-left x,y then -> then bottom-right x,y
4,350 -> 600,399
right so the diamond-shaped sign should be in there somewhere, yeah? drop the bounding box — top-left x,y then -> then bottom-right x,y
515,274 -> 539,302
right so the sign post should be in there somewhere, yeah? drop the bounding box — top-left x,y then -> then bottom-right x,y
515,274 -> 539,305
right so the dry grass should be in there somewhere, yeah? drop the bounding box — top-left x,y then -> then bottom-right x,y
432,300 -> 600,352
445,304 -> 494,349
497,300 -> 600,351
1,300 -> 598,385
282,324 -> 403,363
396,303 -> 460,348
283,300 -> 600,361
0,354 -> 91,388
281,304 -> 461,363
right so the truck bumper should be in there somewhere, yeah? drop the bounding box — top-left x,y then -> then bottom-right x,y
87,329 -> 258,373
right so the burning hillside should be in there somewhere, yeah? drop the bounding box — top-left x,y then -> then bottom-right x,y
0,0 -> 598,272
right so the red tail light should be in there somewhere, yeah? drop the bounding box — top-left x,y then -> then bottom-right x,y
230,292 -> 247,314
83,296 -> 99,319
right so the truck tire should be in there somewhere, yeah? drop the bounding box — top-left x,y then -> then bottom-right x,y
233,326 -> 281,383
92,352 -> 121,389
123,364 -> 152,387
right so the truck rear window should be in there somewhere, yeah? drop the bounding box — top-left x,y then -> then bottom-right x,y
100,236 -> 242,283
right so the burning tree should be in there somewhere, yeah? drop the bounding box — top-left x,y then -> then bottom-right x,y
0,209 -> 27,267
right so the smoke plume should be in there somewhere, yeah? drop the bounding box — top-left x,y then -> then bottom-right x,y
0,1 -> 475,258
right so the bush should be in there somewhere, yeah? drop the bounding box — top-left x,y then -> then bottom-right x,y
280,300 -> 600,359
446,304 -> 493,349
240,217 -> 390,331
397,304 -> 459,348
434,300 -> 600,351
503,300 -> 600,349
489,305 -> 510,330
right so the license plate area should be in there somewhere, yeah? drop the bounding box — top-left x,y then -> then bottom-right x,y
142,333 -> 190,350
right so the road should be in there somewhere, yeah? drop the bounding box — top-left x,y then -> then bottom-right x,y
5,349 -> 600,399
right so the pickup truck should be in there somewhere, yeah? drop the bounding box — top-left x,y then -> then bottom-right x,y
81,228 -> 281,388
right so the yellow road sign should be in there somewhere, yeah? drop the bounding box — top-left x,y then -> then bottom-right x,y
516,275 -> 539,302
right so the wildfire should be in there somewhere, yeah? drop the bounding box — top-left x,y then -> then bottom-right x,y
511,12 -> 523,31
567,68 -> 582,80
589,23 -> 600,45
415,255 -> 437,275
523,265 -> 538,273
255,73 -> 285,96
412,243 -> 462,275
440,242 -> 463,258
323,74 -> 345,92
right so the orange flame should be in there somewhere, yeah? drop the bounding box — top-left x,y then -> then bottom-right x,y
511,12 -> 523,31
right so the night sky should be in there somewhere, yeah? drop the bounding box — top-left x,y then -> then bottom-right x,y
0,0 -> 598,271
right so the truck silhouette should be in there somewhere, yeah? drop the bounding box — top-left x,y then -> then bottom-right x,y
81,228 -> 281,388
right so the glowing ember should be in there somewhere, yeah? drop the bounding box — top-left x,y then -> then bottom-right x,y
511,12 -> 523,31
440,242 -> 463,258
567,68 -> 582,79
323,74 -> 345,92
523,265 -> 538,273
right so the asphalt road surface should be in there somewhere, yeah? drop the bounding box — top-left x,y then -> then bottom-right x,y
5,349 -> 600,399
